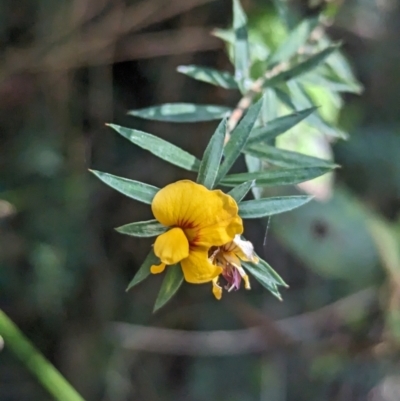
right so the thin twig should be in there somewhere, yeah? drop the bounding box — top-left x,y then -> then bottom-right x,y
226,21 -> 326,137
109,287 -> 376,356
0,0 -> 218,82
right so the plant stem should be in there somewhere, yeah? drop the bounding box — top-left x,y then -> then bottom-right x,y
226,22 -> 326,137
0,309 -> 86,401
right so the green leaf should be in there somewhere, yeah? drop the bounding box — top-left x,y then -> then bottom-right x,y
275,86 -> 298,111
126,249 -> 159,291
115,220 -> 167,237
90,170 -> 158,204
153,265 -> 184,312
257,257 -> 288,287
268,17 -> 319,65
127,103 -> 231,122
221,166 -> 333,187
215,99 -> 263,184
260,88 -> 279,123
227,180 -> 254,202
286,81 -> 347,139
244,143 -> 337,168
177,65 -> 238,89
244,154 -> 263,199
197,118 -> 226,189
108,124 -> 200,172
212,28 -> 234,44
272,0 -> 295,29
265,45 -> 339,87
247,107 -> 317,144
242,260 -> 282,299
233,0 -> 250,91
320,36 -> 359,84
239,195 -> 313,218
300,68 -> 363,94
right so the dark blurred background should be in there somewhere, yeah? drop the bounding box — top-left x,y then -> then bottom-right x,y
1,0 -> 400,400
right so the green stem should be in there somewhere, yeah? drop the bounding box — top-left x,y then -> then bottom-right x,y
0,309 -> 86,401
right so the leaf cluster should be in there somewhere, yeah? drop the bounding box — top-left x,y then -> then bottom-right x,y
91,0 -> 361,311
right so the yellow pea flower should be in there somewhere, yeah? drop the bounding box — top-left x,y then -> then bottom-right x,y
209,235 -> 259,300
150,180 -> 243,284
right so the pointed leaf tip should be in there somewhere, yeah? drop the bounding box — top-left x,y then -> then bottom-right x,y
116,220 -> 167,238
177,65 -> 238,89
153,265 -> 184,312
239,195 -> 314,218
90,170 -> 159,204
228,180 -> 255,202
126,249 -> 160,291
197,118 -> 226,189
108,124 -> 200,172
128,103 -> 231,122
215,99 -> 263,184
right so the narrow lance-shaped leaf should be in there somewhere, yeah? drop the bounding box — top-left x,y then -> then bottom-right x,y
260,88 -> 278,123
126,249 -> 160,291
242,260 -> 282,300
286,80 -> 347,139
90,170 -> 158,204
197,118 -> 226,189
244,143 -> 337,169
153,265 -> 184,312
116,220 -> 167,238
272,0 -> 295,29
268,17 -> 319,66
239,195 -> 313,218
177,65 -> 238,89
212,28 -> 234,44
221,166 -> 334,187
128,103 -> 231,122
227,180 -> 254,202
247,107 -> 317,144
265,45 -> 339,87
320,36 -> 360,84
257,257 -> 288,287
300,69 -> 363,94
244,154 -> 263,199
108,124 -> 200,172
215,98 -> 263,184
233,0 -> 250,91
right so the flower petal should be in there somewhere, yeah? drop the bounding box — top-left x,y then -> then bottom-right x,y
232,235 -> 258,262
222,251 -> 242,267
151,262 -> 166,274
154,227 -> 189,265
180,247 -> 222,284
152,180 -> 243,246
212,277 -> 222,300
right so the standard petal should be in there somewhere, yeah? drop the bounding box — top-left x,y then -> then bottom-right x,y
152,180 -> 209,227
154,227 -> 189,265
180,247 -> 222,284
191,215 -> 243,247
152,181 -> 243,246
